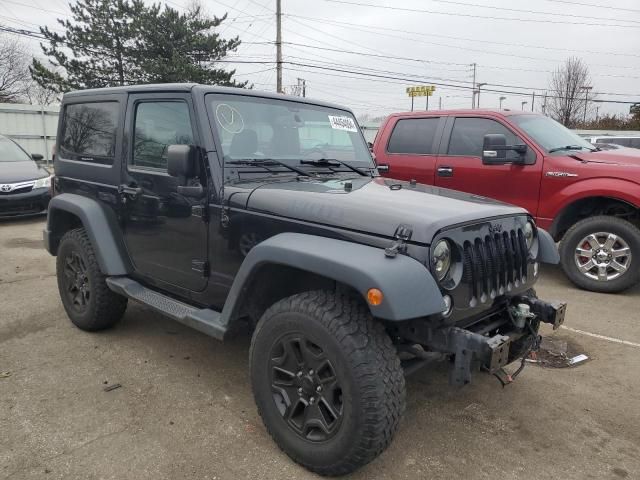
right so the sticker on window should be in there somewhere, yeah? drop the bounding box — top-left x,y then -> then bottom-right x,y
328,115 -> 358,132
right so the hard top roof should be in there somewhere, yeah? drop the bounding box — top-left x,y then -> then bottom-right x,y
62,83 -> 350,112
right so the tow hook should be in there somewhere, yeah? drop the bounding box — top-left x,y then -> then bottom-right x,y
515,296 -> 568,330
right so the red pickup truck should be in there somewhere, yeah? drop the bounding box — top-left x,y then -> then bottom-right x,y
373,109 -> 640,293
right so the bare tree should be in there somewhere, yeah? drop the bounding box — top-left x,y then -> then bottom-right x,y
23,80 -> 60,106
547,57 -> 594,127
0,33 -> 30,103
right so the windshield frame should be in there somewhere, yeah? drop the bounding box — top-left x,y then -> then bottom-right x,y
204,93 -> 375,177
0,135 -> 34,163
509,114 -> 595,154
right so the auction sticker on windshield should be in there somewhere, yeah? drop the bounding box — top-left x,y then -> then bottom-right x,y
328,115 -> 358,132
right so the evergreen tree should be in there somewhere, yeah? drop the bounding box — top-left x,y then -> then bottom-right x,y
134,4 -> 247,87
31,0 -> 246,93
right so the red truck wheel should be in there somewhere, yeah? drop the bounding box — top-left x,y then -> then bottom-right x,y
560,216 -> 640,293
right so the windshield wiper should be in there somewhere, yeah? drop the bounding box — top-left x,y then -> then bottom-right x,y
299,158 -> 369,176
226,158 -> 311,177
548,145 -> 593,153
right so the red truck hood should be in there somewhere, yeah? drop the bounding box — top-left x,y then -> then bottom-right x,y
568,148 -> 640,166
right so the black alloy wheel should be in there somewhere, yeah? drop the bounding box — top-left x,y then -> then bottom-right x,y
270,334 -> 343,442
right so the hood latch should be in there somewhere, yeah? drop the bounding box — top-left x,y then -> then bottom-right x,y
385,225 -> 413,258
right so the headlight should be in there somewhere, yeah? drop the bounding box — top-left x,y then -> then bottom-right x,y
432,239 -> 451,281
524,221 -> 535,250
34,175 -> 52,189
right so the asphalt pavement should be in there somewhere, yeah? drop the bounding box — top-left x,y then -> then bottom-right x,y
1,217 -> 639,480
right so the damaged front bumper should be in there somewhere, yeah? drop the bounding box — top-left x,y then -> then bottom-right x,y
395,295 -> 567,386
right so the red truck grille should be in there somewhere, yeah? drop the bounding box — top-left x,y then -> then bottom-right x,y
462,229 -> 529,303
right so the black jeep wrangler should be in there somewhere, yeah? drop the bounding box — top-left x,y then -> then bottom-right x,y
44,84 -> 566,475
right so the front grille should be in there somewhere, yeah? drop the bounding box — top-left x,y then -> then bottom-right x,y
463,228 -> 529,303
0,185 -> 33,195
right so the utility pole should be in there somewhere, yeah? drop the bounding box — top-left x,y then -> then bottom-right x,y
531,91 -> 535,112
542,91 -> 547,115
439,96 -> 442,109
471,63 -> 476,108
476,82 -> 486,108
276,0 -> 283,93
426,95 -> 429,111
581,86 -> 593,124
297,77 -> 306,97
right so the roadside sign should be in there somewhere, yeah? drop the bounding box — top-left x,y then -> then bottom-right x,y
406,85 -> 436,97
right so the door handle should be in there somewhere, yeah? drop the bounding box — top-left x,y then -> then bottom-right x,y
118,184 -> 143,198
437,166 -> 454,177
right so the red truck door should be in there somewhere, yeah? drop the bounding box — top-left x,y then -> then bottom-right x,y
373,116 -> 444,185
434,116 -> 542,215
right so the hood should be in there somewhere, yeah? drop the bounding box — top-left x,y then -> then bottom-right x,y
243,176 -> 526,244
567,148 -> 640,166
0,160 -> 49,184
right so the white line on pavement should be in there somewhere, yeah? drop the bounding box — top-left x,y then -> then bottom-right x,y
560,326 -> 640,349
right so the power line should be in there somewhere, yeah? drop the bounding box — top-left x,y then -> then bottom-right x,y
540,0 -> 640,14
287,14 -> 640,70
429,0 -> 640,24
321,0 -> 640,28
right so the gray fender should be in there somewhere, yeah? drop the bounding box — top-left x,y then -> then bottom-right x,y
221,233 -> 446,322
44,193 -> 132,275
537,228 -> 560,264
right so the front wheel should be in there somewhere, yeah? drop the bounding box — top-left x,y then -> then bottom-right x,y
560,216 -> 640,293
249,290 -> 405,476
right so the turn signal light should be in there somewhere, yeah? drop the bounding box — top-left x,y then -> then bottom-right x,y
367,288 -> 384,306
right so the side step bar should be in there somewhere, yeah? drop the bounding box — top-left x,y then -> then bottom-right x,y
106,277 -> 227,340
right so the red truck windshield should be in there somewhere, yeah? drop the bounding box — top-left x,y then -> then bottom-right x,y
510,114 -> 595,153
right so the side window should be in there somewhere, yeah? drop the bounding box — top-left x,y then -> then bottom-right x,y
611,138 -> 631,147
387,118 -> 440,154
132,101 -> 194,170
60,102 -> 118,163
448,118 -> 520,158
630,138 -> 640,149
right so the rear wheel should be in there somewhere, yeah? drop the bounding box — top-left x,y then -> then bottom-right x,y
56,228 -> 127,330
250,290 -> 405,476
560,216 -> 640,293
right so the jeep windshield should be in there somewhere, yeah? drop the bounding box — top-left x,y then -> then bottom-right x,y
510,114 -> 595,153
207,94 -> 374,175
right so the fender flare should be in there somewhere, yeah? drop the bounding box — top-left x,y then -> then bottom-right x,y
220,232 -> 446,323
537,228 -> 560,264
44,193 -> 132,275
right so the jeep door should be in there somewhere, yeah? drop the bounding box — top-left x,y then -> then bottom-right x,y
434,116 -> 542,215
120,93 -> 208,292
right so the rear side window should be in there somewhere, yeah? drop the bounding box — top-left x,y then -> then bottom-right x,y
448,118 -> 519,157
132,101 -> 194,170
60,102 -> 118,163
387,118 -> 440,154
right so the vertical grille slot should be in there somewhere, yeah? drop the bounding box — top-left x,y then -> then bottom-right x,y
462,227 -> 528,304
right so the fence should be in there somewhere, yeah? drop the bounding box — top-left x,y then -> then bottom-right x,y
0,103 -> 60,164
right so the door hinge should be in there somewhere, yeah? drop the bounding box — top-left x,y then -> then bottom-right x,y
191,260 -> 210,277
385,225 -> 413,258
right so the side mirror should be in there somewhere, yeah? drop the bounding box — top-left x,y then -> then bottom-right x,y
167,145 -> 197,178
31,153 -> 44,161
482,134 -> 528,165
367,141 -> 374,151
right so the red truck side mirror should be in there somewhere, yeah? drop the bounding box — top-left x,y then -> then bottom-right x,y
482,134 -> 527,165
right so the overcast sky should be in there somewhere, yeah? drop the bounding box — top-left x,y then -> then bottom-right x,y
3,0 -> 640,120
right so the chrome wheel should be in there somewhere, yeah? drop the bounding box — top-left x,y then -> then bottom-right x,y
574,232 -> 632,282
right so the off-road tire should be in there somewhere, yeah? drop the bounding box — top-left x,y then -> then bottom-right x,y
56,228 -> 127,330
560,216 -> 640,293
249,290 -> 405,476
